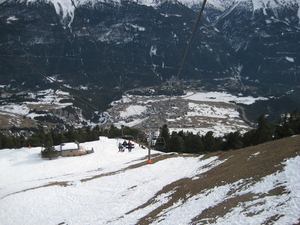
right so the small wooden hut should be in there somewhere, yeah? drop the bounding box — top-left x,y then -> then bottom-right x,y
58,142 -> 87,157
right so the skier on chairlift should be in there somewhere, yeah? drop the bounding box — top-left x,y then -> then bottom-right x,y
127,141 -> 133,152
118,142 -> 123,152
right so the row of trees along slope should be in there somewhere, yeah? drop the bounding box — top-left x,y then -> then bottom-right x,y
159,109 -> 300,153
1,110 -> 300,154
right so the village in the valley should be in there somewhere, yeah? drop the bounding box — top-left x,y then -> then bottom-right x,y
107,90 -> 253,137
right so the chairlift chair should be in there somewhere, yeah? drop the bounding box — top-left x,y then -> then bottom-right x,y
117,135 -> 135,150
150,136 -> 166,151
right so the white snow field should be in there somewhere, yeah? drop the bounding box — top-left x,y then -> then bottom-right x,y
0,136 -> 300,225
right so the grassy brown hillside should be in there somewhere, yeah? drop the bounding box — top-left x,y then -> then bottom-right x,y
130,135 -> 300,224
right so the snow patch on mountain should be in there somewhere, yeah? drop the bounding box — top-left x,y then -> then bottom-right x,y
120,105 -> 147,118
150,45 -> 157,56
251,0 -> 300,21
6,15 -> 18,24
286,56 -> 295,62
128,23 -> 146,31
49,0 -> 75,28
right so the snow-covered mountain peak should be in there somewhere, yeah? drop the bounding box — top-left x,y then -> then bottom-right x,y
0,0 -> 83,27
250,0 -> 300,23
1,0 -> 299,25
46,0 -> 77,28
251,0 -> 300,9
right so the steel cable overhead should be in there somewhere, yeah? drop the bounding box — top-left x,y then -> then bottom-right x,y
1,0 -> 208,136
165,0 -> 208,125
145,0 -> 209,157
168,0 -> 208,102
165,0 -> 208,115
175,0 -> 208,82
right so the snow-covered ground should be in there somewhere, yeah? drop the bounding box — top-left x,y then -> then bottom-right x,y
182,91 -> 267,104
0,89 -> 72,118
0,88 -> 88,129
0,136 -> 299,225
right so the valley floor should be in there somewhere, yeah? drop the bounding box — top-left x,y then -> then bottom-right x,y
108,91 -> 265,136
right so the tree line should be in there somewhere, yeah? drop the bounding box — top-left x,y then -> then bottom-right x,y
159,109 -> 300,154
1,109 -> 300,154
0,125 -> 140,149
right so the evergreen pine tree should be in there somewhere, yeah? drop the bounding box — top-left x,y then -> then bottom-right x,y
288,109 -> 300,134
202,131 -> 216,152
1,136 -> 13,148
274,113 -> 294,139
66,126 -> 76,142
41,145 -> 57,160
253,114 -> 273,145
160,124 -> 170,152
185,132 -> 204,153
242,129 -> 256,147
169,132 -> 185,153
224,131 -> 243,150
108,124 -> 121,138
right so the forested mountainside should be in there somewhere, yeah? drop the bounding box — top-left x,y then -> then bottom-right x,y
0,0 -> 299,129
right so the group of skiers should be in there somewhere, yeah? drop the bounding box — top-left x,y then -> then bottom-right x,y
118,140 -> 134,152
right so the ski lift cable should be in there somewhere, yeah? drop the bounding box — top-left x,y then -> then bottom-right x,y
146,0 -> 208,155
169,0 -> 208,99
155,0 -> 208,131
145,0 -> 208,155
175,0 -> 208,82
159,0 -> 208,139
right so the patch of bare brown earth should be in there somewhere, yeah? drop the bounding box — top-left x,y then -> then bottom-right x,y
5,136 -> 299,224
128,135 -> 300,224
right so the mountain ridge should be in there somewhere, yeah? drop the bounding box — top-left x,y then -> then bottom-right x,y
1,0 -> 300,130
